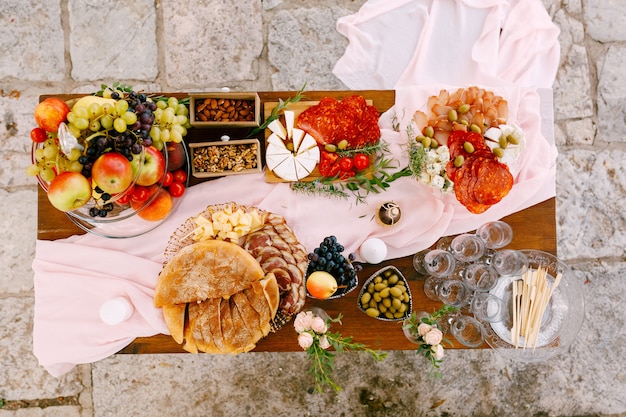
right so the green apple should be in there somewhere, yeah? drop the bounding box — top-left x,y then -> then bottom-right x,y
131,145 -> 166,186
47,172 -> 92,211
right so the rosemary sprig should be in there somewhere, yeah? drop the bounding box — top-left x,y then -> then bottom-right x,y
291,141 -> 412,204
248,82 -> 308,137
407,140 -> 426,177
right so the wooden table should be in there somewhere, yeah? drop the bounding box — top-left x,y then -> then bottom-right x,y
36,90 -> 556,353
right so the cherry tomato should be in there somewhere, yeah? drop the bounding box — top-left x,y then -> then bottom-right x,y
339,170 -> 355,180
168,182 -> 185,198
339,157 -> 354,172
116,193 -> 131,205
353,153 -> 370,171
162,171 -> 173,187
131,185 -> 150,203
30,127 -> 47,143
172,169 -> 187,184
318,150 -> 340,177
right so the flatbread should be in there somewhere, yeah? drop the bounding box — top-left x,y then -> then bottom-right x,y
154,239 -> 265,306
162,303 -> 186,345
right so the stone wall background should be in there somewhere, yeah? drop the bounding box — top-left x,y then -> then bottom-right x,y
0,0 -> 624,416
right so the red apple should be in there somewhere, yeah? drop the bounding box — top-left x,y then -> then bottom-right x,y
131,186 -> 173,221
165,141 -> 186,171
34,97 -> 70,132
131,146 -> 166,186
92,152 -> 134,194
47,172 -> 92,211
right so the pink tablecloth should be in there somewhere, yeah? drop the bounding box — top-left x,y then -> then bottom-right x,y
32,0 -> 560,377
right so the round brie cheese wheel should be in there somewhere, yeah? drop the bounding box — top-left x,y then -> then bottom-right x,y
265,112 -> 320,181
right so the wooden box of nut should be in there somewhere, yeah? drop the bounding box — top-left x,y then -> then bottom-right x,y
189,139 -> 262,178
189,93 -> 260,128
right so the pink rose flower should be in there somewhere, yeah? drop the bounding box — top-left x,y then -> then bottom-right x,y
311,316 -> 328,334
297,332 -> 314,349
417,323 -> 432,337
423,327 -> 443,346
432,343 -> 444,360
294,311 -> 314,333
319,335 -> 331,350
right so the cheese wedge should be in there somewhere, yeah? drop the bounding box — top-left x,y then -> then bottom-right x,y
267,119 -> 287,140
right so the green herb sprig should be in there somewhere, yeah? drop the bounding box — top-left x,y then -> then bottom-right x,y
248,82 -> 307,137
298,313 -> 387,393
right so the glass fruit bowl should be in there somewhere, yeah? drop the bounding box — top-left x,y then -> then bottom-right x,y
479,250 -> 585,363
32,140 -> 191,238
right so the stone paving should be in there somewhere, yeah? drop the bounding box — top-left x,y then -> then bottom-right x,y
0,0 -> 624,416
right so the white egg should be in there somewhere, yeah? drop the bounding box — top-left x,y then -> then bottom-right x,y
360,238 -> 388,264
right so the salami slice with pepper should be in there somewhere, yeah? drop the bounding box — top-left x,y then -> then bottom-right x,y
447,130 -> 514,214
295,95 -> 380,148
295,97 -> 341,146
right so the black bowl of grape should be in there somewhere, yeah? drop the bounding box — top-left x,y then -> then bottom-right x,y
305,235 -> 360,300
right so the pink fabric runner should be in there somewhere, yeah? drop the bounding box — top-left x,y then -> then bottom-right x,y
32,0 -> 560,377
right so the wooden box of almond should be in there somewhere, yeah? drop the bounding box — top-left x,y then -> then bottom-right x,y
189,139 -> 262,178
190,92 -> 260,128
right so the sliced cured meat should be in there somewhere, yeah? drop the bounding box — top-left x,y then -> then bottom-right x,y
295,97 -> 341,145
270,268 -> 292,292
295,95 -> 380,148
472,159 -> 514,205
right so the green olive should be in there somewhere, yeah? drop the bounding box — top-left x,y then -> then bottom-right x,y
463,141 -> 475,153
454,155 -> 465,168
499,136 -> 508,149
448,109 -> 458,122
392,298 -> 402,310
379,304 -> 388,313
458,103 -> 470,114
507,134 -> 519,145
374,282 -> 387,292
379,287 -> 390,298
385,311 -> 394,319
366,308 -> 380,318
367,283 -> 375,293
389,287 -> 403,298
470,123 -> 482,134
421,137 -> 432,148
424,126 -> 434,138
374,276 -> 383,284
337,139 -> 349,150
324,143 -> 337,152
373,292 -> 382,302
382,298 -> 392,308
388,274 -> 399,285
361,292 -> 371,305
493,147 -> 504,158
403,293 -> 410,302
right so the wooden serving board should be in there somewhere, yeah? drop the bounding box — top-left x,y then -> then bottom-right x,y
263,99 -> 374,183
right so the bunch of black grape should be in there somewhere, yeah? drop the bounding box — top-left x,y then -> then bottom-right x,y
78,91 -> 155,180
307,235 -> 361,293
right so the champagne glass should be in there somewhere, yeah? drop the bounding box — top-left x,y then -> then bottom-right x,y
471,293 -> 506,323
423,275 -> 446,301
449,234 -> 485,262
412,249 -> 429,275
436,279 -> 472,308
450,315 -> 486,347
492,249 -> 529,276
476,221 -> 514,249
422,249 -> 456,277
461,263 -> 498,292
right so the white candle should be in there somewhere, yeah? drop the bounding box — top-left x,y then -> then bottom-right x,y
100,297 -> 134,326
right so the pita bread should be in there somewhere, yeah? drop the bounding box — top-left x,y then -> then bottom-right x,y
162,303 -> 186,344
154,239 -> 264,306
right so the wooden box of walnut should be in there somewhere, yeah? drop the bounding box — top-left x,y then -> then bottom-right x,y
189,139 -> 262,178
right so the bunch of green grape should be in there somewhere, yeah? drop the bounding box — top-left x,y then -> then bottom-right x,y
27,137 -> 83,182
